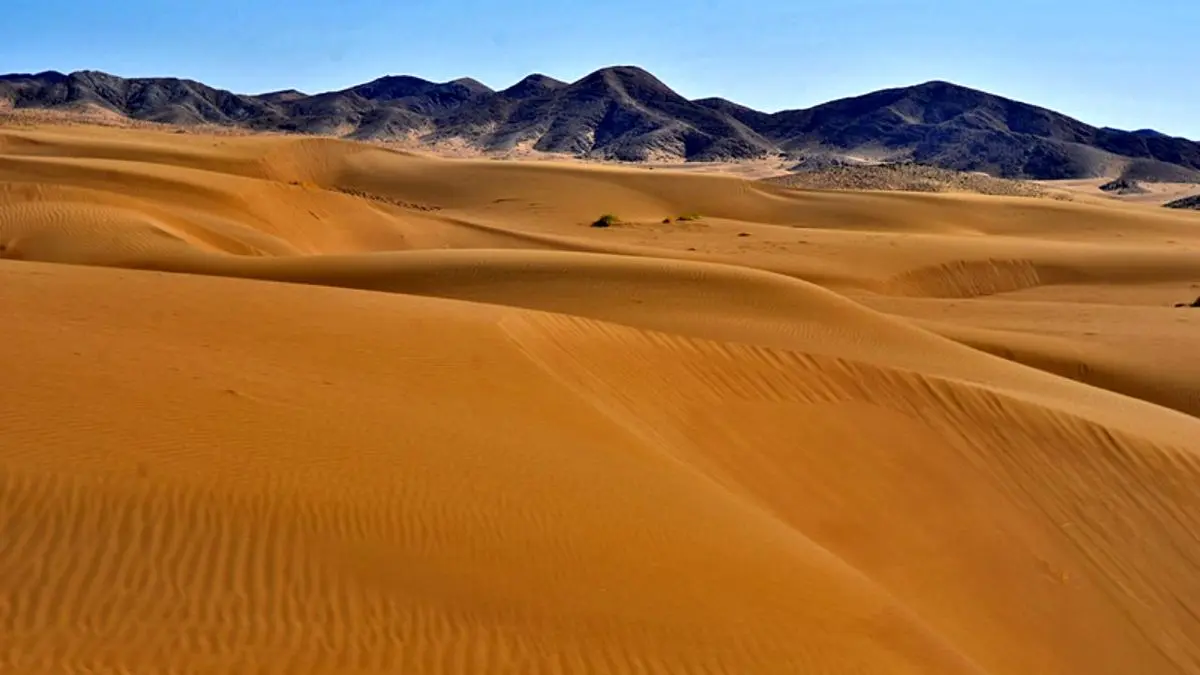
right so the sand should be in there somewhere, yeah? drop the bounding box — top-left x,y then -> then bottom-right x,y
1045,177 -> 1200,206
2,122 -> 1200,674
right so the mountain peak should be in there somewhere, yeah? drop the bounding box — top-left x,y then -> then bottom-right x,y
577,65 -> 664,86
501,73 -> 566,97
592,65 -> 654,76
448,77 -> 493,95
348,75 -> 437,100
912,79 -> 966,89
572,65 -> 679,101
0,70 -> 69,83
901,79 -> 992,100
258,88 -> 308,102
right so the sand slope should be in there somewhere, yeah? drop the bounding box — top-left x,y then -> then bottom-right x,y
2,123 -> 1200,674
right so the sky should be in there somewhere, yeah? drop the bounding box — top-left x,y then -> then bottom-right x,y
2,0 -> 1196,138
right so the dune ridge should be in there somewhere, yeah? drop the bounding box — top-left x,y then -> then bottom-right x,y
2,122 -> 1200,674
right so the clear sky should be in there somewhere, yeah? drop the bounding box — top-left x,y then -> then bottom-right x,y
3,0 -> 1196,138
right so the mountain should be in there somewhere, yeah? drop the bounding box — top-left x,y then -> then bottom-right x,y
3,67 -> 1199,179
445,66 -> 774,160
500,74 -> 567,98
756,80 -> 1200,179
256,89 -> 307,104
0,70 -> 288,127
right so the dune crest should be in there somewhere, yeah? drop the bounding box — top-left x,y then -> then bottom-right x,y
2,123 -> 1199,673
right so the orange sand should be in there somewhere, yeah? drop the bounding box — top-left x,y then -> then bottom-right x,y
2,123 -> 1199,674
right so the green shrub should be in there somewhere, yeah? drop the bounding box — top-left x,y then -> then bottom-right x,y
676,213 -> 702,221
591,214 -> 620,228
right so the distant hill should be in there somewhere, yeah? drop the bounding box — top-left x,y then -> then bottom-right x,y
4,67 -> 1200,179
747,81 -> 1200,179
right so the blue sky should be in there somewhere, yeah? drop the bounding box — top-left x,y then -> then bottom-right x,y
3,0 -> 1196,138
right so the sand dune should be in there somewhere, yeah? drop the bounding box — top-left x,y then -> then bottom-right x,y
2,123 -> 1200,674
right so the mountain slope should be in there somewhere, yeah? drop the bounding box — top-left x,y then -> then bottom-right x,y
3,68 -> 1199,178
758,80 -> 1200,179
449,66 -> 775,160
0,70 -> 287,127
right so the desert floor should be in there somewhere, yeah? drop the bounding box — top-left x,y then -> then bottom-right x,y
2,123 -> 1199,674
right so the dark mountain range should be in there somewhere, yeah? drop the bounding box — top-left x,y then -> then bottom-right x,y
3,66 -> 1199,180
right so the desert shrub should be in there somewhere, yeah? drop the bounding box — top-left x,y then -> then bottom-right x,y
592,213 -> 619,227
676,213 -> 702,221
